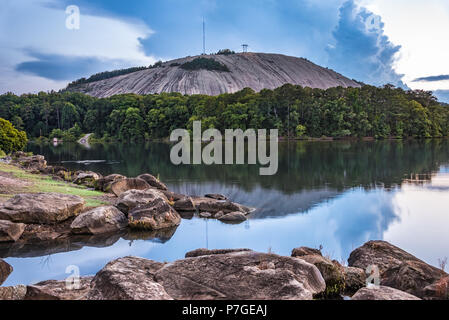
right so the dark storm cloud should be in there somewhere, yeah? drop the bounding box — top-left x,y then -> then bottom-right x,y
413,75 -> 449,82
327,0 -> 408,88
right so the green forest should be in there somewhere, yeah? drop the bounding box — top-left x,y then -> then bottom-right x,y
0,84 -> 448,142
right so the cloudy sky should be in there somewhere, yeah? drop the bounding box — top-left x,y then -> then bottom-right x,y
1,0 -> 449,102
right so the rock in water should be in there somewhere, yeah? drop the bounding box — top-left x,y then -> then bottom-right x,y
0,259 -> 13,285
115,188 -> 169,214
70,206 -> 128,235
218,212 -> 248,223
193,197 -> 253,214
87,257 -> 172,300
351,286 -> 421,300
67,53 -> 361,97
348,240 -> 448,299
110,178 -> 150,196
0,220 -> 26,242
137,174 -> 168,191
0,193 -> 85,224
128,198 -> 181,230
155,250 -> 326,300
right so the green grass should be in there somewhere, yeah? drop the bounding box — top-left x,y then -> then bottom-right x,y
0,163 -> 107,207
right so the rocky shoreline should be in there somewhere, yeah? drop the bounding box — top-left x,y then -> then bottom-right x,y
0,153 -> 448,300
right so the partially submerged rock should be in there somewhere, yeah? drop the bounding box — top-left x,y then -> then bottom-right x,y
0,258 -> 13,285
193,197 -> 253,214
205,194 -> 228,201
115,188 -> 169,214
25,277 -> 93,300
155,250 -> 326,300
128,198 -> 181,230
218,211 -> 248,223
0,220 -> 26,242
348,241 -> 448,299
110,178 -> 150,196
87,256 -> 172,300
351,286 -> 421,300
70,206 -> 128,235
137,174 -> 168,191
0,193 -> 85,224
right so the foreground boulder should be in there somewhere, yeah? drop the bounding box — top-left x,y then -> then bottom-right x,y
155,250 -> 326,300
116,189 -> 169,214
87,257 -> 172,300
94,174 -> 125,192
351,286 -> 421,300
343,266 -> 366,295
70,206 -> 128,235
348,241 -> 448,299
128,199 -> 181,230
110,178 -> 150,197
73,171 -> 102,188
0,220 -> 26,242
291,247 -> 345,297
0,285 -> 27,300
25,277 -> 93,300
0,193 -> 85,224
0,259 -> 13,285
137,174 -> 168,191
12,153 -> 47,171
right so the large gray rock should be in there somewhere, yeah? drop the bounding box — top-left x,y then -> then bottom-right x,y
343,266 -> 366,295
73,171 -> 102,188
137,174 -> 168,191
87,256 -> 172,300
68,53 -> 361,98
116,189 -> 169,214
348,241 -> 448,299
291,247 -> 345,297
0,259 -> 13,285
155,250 -> 326,300
128,198 -> 181,230
173,197 -> 196,212
25,277 -> 93,300
351,286 -> 421,300
0,220 -> 26,242
0,285 -> 27,300
110,178 -> 150,196
94,174 -> 125,192
70,206 -> 128,235
0,193 -> 85,224
193,197 -> 253,214
12,154 -> 47,171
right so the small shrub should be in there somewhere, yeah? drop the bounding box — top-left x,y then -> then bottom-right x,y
0,118 -> 28,154
180,58 -> 230,72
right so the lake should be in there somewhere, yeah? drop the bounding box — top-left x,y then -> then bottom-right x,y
3,139 -> 449,286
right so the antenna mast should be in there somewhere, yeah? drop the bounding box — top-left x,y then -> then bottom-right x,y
242,44 -> 248,53
202,17 -> 206,55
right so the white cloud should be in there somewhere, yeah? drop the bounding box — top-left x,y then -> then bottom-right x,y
358,0 -> 449,90
0,0 -> 156,94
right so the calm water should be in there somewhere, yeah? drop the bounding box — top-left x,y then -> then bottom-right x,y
3,140 -> 449,286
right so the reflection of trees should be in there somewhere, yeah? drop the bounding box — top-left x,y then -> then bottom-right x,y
28,139 -> 449,194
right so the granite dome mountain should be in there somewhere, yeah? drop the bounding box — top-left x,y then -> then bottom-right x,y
66,52 -> 361,97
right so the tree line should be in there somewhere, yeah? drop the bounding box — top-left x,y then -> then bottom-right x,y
0,84 -> 448,142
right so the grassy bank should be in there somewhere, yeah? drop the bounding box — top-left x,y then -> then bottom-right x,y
0,162 -> 108,207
